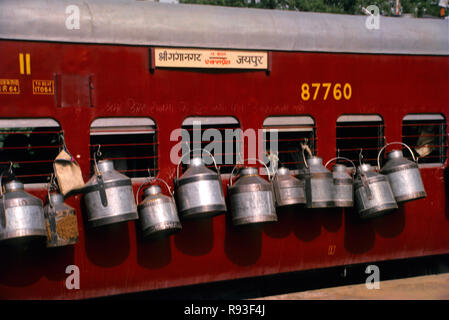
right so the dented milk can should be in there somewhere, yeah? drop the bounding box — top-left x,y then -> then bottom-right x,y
354,164 -> 398,219
377,142 -> 426,204
272,167 -> 306,207
174,150 -> 226,220
228,159 -> 277,226
136,178 -> 181,239
325,157 -> 355,208
83,159 -> 138,227
44,192 -> 79,247
0,179 -> 46,243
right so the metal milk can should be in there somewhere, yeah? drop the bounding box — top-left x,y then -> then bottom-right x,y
272,167 -> 306,207
298,155 -> 335,208
325,157 -> 355,208
354,163 -> 398,219
174,150 -> 226,220
227,159 -> 277,226
136,177 -> 181,239
44,192 -> 79,248
83,159 -> 138,227
377,142 -> 426,204
0,178 -> 46,243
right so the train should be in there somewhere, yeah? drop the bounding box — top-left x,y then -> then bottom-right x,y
0,0 -> 448,299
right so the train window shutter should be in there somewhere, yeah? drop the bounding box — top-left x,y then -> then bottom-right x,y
402,114 -> 447,165
56,74 -> 94,108
262,116 -> 316,174
181,117 -> 240,174
90,117 -> 158,178
0,118 -> 61,184
336,114 -> 385,166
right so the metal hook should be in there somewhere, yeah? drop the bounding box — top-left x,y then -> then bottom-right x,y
59,131 -> 69,152
8,161 -> 13,175
93,145 -> 102,176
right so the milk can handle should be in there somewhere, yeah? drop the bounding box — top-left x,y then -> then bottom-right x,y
377,142 -> 416,171
325,157 -> 356,175
228,158 -> 272,187
135,177 -> 173,204
300,143 -> 313,169
176,148 -> 219,180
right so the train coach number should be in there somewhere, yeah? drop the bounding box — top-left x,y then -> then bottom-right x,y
300,83 -> 351,101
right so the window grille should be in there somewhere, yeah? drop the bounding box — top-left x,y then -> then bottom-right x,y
181,117 -> 240,174
402,114 -> 447,164
90,117 -> 158,178
336,115 -> 385,165
263,116 -> 316,173
0,118 -> 61,184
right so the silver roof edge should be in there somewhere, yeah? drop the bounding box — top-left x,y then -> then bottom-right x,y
0,0 -> 448,55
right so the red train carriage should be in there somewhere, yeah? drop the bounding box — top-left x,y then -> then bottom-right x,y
0,0 -> 448,299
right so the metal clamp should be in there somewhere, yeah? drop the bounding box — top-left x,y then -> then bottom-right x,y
377,142 -> 417,171
47,174 -> 59,210
228,158 -> 272,187
93,145 -> 107,207
357,151 -> 373,200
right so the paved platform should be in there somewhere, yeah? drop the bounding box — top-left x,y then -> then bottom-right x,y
256,273 -> 449,300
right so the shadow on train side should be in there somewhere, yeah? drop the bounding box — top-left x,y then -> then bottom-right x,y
104,253 -> 449,300
0,237 -> 75,287
224,214 -> 262,266
263,206 -> 330,241
372,206 -> 405,239
135,223 -> 172,270
82,199 -> 130,268
343,208 -> 376,254
174,218 -> 214,256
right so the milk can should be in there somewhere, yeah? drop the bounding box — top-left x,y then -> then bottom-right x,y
272,167 -> 306,207
0,177 -> 46,243
298,155 -> 335,208
377,142 -> 426,204
136,177 -> 181,239
325,157 -> 355,208
44,192 -> 79,247
354,164 -> 398,219
83,159 -> 138,227
227,159 -> 277,226
174,149 -> 226,220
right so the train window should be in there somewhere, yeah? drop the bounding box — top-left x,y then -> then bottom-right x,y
402,114 -> 447,164
336,114 -> 385,165
0,118 -> 61,184
181,117 -> 240,174
90,117 -> 158,178
263,116 -> 316,173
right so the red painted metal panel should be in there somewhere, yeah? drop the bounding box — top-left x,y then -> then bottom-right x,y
0,40 -> 447,299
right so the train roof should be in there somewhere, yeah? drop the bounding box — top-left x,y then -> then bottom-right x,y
0,0 -> 448,55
